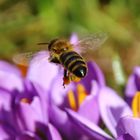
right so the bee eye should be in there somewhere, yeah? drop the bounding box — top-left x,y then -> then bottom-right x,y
52,48 -> 57,52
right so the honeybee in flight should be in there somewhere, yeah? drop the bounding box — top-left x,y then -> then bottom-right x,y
13,33 -> 107,87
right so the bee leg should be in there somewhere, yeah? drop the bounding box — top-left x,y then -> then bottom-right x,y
63,69 -> 71,87
48,56 -> 60,64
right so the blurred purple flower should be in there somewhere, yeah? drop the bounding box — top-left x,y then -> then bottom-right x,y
0,61 -> 23,91
26,33 -> 106,139
66,86 -> 135,140
125,66 -> 140,105
0,61 -> 62,140
116,116 -> 140,140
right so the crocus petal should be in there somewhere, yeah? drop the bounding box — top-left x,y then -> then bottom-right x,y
21,81 -> 49,123
16,97 -> 45,132
98,87 -> 132,138
0,61 -> 23,91
125,67 -> 140,98
0,88 -> 12,111
49,104 -> 70,136
0,124 -> 16,139
125,75 -> 137,97
30,82 -> 49,123
49,104 -> 82,140
78,95 -> 99,124
17,131 -> 41,140
78,81 -> 100,124
69,33 -> 82,54
134,67 -> 140,90
0,61 -> 21,76
66,109 -> 113,140
116,116 -> 140,140
27,51 -> 59,91
117,134 -> 134,140
47,123 -> 62,140
70,33 -> 79,45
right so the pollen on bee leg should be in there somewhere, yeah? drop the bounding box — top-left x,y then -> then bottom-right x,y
63,76 -> 71,87
132,92 -> 140,118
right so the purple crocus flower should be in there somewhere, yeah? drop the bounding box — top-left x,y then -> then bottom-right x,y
0,61 -> 62,140
26,34 -> 106,139
66,86 -> 136,140
125,66 -> 140,105
27,55 -> 105,139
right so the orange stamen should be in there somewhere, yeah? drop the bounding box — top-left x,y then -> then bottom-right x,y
132,92 -> 140,118
77,84 -> 87,108
67,84 -> 88,111
67,90 -> 77,111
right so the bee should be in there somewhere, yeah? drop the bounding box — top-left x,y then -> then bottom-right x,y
13,33 -> 107,87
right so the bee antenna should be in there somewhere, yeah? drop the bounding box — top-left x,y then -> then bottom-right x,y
37,42 -> 49,45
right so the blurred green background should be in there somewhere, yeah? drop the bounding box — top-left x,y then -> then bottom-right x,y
0,0 -> 140,90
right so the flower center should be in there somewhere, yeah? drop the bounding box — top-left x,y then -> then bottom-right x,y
20,98 -> 31,104
132,92 -> 140,118
67,84 -> 87,111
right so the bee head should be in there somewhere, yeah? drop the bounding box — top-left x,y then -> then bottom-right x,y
48,38 -> 59,51
48,39 -> 72,54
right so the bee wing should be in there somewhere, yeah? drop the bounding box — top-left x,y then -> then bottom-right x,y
13,42 -> 49,66
13,52 -> 38,66
13,50 -> 49,66
73,33 -> 108,55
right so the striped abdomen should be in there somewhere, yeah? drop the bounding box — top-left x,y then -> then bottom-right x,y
60,51 -> 87,78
